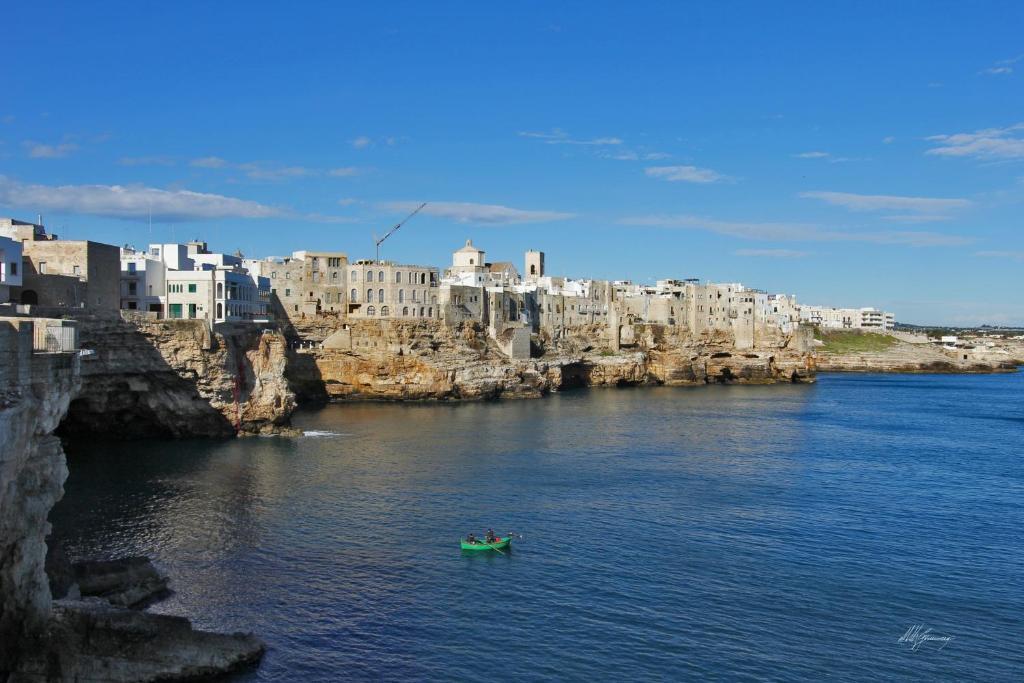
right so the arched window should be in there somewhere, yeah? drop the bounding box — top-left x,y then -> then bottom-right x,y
469,258 -> 474,265
402,306 -> 409,316
431,296 -> 437,305
398,289 -> 404,303
351,288 -> 358,302
367,306 -> 376,316
428,307 -> 432,317
411,307 -> 417,317
420,273 -> 426,284
217,302 -> 222,318
408,272 -> 414,284
395,272 -> 402,283
216,282 -> 223,298
351,270 -> 358,282
381,306 -> 389,316
378,289 -> 384,303
366,271 -> 373,283
366,288 -> 373,303
419,307 -> 425,317
378,271 -> 384,282
332,271 -> 338,280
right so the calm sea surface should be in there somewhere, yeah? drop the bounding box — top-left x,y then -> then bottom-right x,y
52,373 -> 1024,681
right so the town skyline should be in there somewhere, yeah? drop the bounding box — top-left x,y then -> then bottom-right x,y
3,2 -> 1023,325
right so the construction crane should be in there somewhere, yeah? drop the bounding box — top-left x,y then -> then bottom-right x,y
375,202 -> 427,263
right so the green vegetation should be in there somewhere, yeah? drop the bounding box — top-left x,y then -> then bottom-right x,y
815,329 -> 898,353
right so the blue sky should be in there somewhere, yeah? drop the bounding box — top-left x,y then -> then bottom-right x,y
2,1 -> 1023,325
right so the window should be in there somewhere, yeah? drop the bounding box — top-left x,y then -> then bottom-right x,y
127,302 -> 137,310
378,271 -> 384,281
150,247 -> 160,257
470,258 -> 474,265
395,272 -> 402,283
188,303 -> 197,319
367,306 -> 376,316
128,282 -> 137,295
286,272 -> 291,279
188,283 -> 197,293
398,289 -> 404,303
285,289 -> 291,297
38,261 -> 47,274
366,288 -> 373,303
366,271 -> 373,283
428,307 -> 432,317
168,303 -> 183,319
351,288 -> 358,302
217,282 -> 223,298
271,271 -> 277,279
128,262 -> 137,273
420,307 -> 425,317
403,306 -> 409,316
381,306 -> 389,316
351,270 -> 358,282
420,273 -> 426,284
332,271 -> 338,280
9,262 -> 16,276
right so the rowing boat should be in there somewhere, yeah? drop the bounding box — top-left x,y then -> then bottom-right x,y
460,536 -> 512,551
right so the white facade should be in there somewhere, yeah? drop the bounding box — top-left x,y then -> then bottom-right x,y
120,246 -> 166,312
0,235 -> 23,304
799,305 -> 895,331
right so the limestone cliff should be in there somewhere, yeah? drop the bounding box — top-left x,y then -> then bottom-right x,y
286,319 -> 815,402
59,314 -> 296,438
0,320 -> 80,672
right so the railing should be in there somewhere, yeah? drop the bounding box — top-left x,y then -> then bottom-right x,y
32,324 -> 78,353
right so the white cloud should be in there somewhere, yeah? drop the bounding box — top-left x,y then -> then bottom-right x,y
0,176 -> 279,222
883,136 -> 896,144
24,141 -> 78,158
975,250 -> 1024,262
518,129 -> 623,146
734,248 -> 810,258
118,155 -> 176,167
643,152 -> 672,160
645,165 -> 730,184
329,166 -> 363,177
925,122 -> 1024,160
351,136 -> 373,149
619,214 -> 970,247
794,151 -> 830,159
881,214 -> 954,223
382,201 -> 574,225
979,54 -> 1023,76
337,197 -> 359,206
190,156 -> 229,168
599,150 -> 639,161
237,164 -> 313,181
799,190 -> 971,213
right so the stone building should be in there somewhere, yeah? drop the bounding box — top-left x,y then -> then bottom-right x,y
247,250 -> 349,321
18,235 -> 120,310
347,259 -> 440,319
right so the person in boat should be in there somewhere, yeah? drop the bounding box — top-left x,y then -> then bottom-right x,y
485,529 -> 496,543
466,533 -> 478,544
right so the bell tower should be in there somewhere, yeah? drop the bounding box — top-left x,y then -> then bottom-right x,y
525,249 -> 544,281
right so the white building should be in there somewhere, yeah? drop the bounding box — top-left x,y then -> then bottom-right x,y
120,246 -> 165,313
799,305 -> 895,331
0,235 -> 23,304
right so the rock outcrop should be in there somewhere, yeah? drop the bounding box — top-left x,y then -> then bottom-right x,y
815,338 -> 1020,373
286,319 -> 815,402
0,319 -> 80,672
59,313 -> 296,438
12,599 -> 265,682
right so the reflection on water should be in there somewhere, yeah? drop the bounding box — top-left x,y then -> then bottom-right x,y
51,376 -> 1024,681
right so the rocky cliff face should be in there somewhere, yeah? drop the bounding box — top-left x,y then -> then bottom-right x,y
59,315 -> 296,438
0,324 -> 80,672
286,319 -> 815,402
815,339 -> 1020,373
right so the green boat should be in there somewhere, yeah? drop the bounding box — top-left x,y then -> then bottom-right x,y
460,536 -> 512,551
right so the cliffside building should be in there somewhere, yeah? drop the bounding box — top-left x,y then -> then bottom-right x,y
2,219 -> 120,310
0,236 -> 23,304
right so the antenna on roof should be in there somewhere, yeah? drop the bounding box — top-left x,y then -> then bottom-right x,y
375,202 -> 426,263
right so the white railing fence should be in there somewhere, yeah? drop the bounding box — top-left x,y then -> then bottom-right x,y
32,324 -> 78,353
